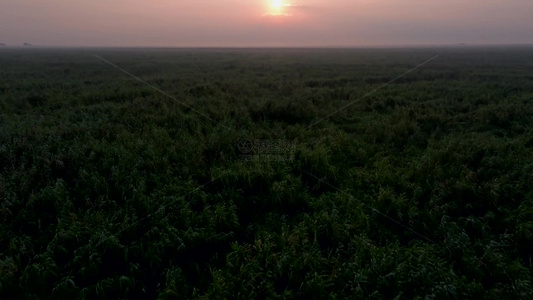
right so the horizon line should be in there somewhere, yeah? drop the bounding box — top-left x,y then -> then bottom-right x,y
1,43 -> 533,49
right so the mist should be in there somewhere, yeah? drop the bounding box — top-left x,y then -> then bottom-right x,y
1,0 -> 531,46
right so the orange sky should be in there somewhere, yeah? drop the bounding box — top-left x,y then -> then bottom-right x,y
1,0 -> 531,46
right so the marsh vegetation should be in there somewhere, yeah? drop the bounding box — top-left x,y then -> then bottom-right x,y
1,47 -> 532,299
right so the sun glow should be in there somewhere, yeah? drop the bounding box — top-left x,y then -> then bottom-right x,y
266,0 -> 292,16
272,0 -> 283,9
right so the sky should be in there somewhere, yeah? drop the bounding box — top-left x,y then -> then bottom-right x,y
0,0 -> 532,47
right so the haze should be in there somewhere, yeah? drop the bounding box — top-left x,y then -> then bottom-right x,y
1,0 -> 531,47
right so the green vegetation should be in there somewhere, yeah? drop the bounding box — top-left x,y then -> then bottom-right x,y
1,47 -> 532,299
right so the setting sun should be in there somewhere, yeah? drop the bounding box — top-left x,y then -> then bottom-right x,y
272,0 -> 283,9
266,0 -> 293,16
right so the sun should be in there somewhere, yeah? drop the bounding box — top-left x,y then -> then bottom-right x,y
266,0 -> 292,16
272,0 -> 283,10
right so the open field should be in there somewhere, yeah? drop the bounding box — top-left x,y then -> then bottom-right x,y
1,47 -> 533,299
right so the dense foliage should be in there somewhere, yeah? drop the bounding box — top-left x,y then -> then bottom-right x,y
1,47 -> 532,299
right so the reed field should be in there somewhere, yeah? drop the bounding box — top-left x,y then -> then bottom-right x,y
1,46 -> 532,299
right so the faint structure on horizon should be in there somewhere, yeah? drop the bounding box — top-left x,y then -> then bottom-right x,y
23,43 -> 32,46
0,43 -> 6,46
